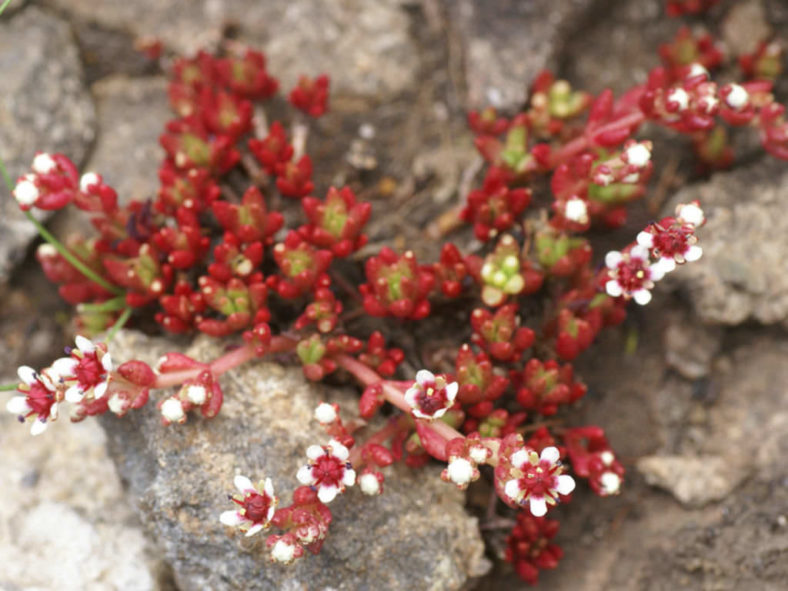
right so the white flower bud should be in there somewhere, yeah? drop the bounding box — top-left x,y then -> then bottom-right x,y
725,84 -> 749,110
359,472 -> 382,496
13,179 -> 39,206
161,398 -> 185,423
314,402 -> 337,425
625,143 -> 651,168
32,153 -> 56,174
185,385 -> 207,405
446,457 -> 475,487
271,540 -> 297,564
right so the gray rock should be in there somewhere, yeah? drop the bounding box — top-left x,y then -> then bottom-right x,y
101,331 -> 489,591
666,157 -> 788,328
449,0 -> 595,110
0,413 -> 164,591
636,455 -> 748,507
44,0 -> 419,99
0,7 -> 95,282
88,76 -> 169,202
662,309 -> 722,380
560,0 -> 678,96
721,0 -> 770,58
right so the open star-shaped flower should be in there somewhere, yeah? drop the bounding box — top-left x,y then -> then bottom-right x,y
296,439 -> 356,503
504,446 -> 576,517
220,474 -> 278,537
404,370 -> 459,421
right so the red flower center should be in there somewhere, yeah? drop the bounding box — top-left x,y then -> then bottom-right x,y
75,354 -> 104,387
26,381 -> 55,416
311,455 -> 345,487
243,491 -> 272,523
652,227 -> 689,258
417,384 -> 448,415
614,259 -> 649,291
518,461 -> 559,498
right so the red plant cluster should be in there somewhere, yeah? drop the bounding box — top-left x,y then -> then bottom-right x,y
7,5 -> 788,586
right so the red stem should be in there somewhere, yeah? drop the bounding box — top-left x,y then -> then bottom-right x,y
332,353 -> 465,447
153,335 -> 297,389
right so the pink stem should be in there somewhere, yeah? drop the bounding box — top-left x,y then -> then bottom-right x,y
333,354 -> 465,447
153,336 -> 297,389
348,415 -> 409,466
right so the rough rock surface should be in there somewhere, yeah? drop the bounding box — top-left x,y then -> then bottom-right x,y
636,455 -> 748,507
45,0 -> 419,99
0,7 -> 95,282
87,76 -> 169,202
449,0 -> 594,110
0,412 -> 165,591
666,157 -> 788,328
102,331 -> 490,591
662,308 -> 722,380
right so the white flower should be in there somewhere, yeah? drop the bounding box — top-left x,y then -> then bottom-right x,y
185,385 -> 207,405
359,472 -> 382,496
445,457 -> 476,487
220,475 -> 277,536
725,84 -> 749,110
687,63 -> 709,80
161,397 -> 185,424
403,370 -> 459,421
504,446 -> 576,517
79,172 -> 100,193
600,472 -> 622,495
564,197 -> 588,223
32,153 -> 57,174
13,177 -> 39,206
270,539 -> 298,564
624,143 -> 651,168
667,87 -> 689,111
676,202 -> 705,227
296,439 -> 356,503
314,402 -> 337,425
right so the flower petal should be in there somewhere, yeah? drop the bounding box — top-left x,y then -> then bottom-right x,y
17,366 -> 37,386
6,395 -> 31,415
633,289 -> 652,306
605,280 -> 623,298
101,353 -> 113,372
342,468 -> 356,487
234,475 -> 254,494
556,474 -> 576,495
65,385 -> 84,403
94,381 -> 108,400
636,231 -> 654,248
263,477 -> 275,498
415,369 -> 434,385
52,357 -> 78,379
297,465 -> 316,486
540,446 -> 560,464
604,251 -> 622,269
685,245 -> 702,262
245,523 -> 265,537
529,496 -> 547,517
30,418 -> 48,436
75,335 -> 95,354
306,445 -> 324,461
445,381 -> 459,402
504,479 -> 522,502
510,449 -> 529,469
317,484 -> 339,504
328,439 -> 349,461
220,510 -> 244,527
